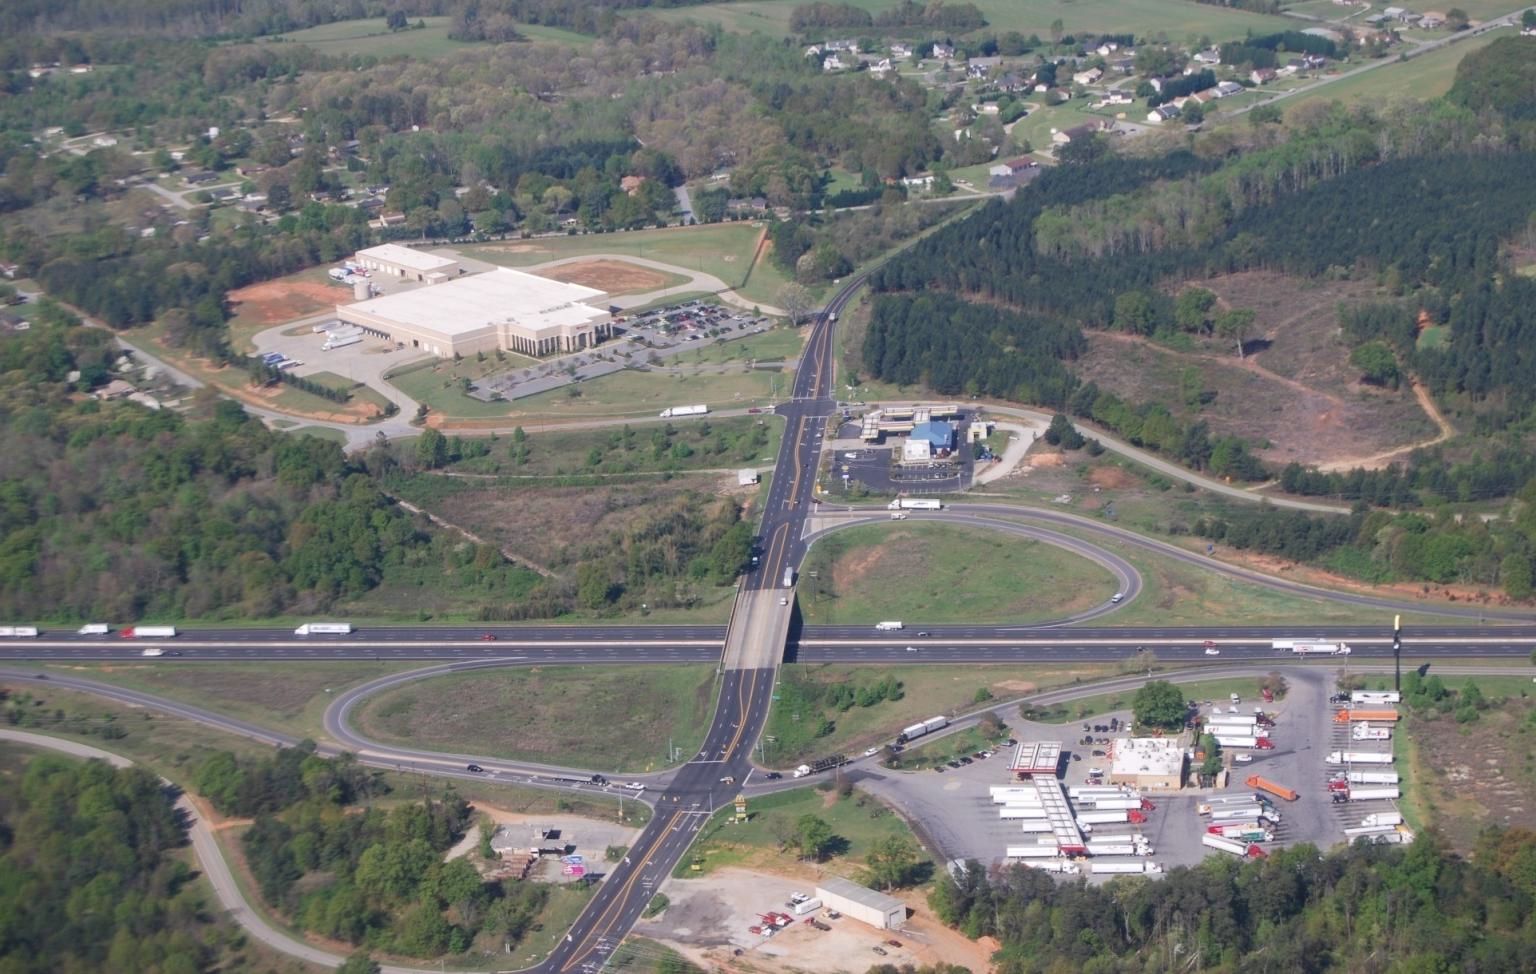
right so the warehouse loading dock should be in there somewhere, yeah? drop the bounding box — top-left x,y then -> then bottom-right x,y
814,876 -> 907,930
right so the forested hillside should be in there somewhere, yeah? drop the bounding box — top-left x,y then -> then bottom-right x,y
0,752 -> 231,973
936,830 -> 1536,973
0,322 -> 544,622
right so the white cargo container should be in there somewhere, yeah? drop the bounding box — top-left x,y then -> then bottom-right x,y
1211,805 -> 1270,822
1361,811 -> 1404,827
295,622 -> 354,635
1086,844 -> 1140,857
1018,821 -> 1054,834
1347,787 -> 1400,801
1075,810 -> 1130,826
1326,751 -> 1394,765
1203,833 -> 1256,857
1021,860 -> 1080,874
790,898 -> 822,916
1005,845 -> 1062,859
1078,798 -> 1143,811
1351,724 -> 1391,741
1344,824 -> 1398,837
322,334 -> 362,351
999,808 -> 1046,820
0,626 -> 39,637
1345,770 -> 1400,785
1351,691 -> 1402,705
77,623 -> 110,635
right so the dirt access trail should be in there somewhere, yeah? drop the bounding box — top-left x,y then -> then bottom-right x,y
1315,376 -> 1455,472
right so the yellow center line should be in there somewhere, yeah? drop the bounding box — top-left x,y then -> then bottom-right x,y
561,808 -> 685,971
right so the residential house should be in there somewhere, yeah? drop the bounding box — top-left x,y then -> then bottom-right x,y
1052,120 -> 1108,144
968,56 -> 1002,77
0,313 -> 25,331
1109,57 -> 1136,74
988,162 -> 1013,178
823,54 -> 846,72
619,175 -> 647,195
1148,77 -> 1164,93
208,187 -> 239,202
1250,67 -> 1279,84
870,58 -> 895,77
999,72 -> 1027,92
827,38 -> 858,52
0,261 -> 17,279
1104,89 -> 1134,105
69,64 -> 92,74
1146,104 -> 1181,123
890,43 -> 912,59
804,44 -> 823,57
1072,66 -> 1104,86
901,174 -> 936,189
1305,54 -> 1329,69
1192,48 -> 1222,65
1216,80 -> 1245,97
1418,12 -> 1445,27
972,102 -> 1001,115
1381,6 -> 1406,17
91,135 -> 118,148
372,212 -> 406,229
1095,42 -> 1120,56
1188,88 -> 1219,105
931,42 -> 955,60
1281,59 -> 1305,75
184,171 -> 219,184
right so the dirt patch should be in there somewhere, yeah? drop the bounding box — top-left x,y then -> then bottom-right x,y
482,243 -> 552,255
1028,452 -> 1065,468
228,279 -> 339,328
1411,700 -> 1536,852
1088,465 -> 1137,490
992,680 -> 1040,694
533,258 -> 675,296
644,866 -> 992,974
1205,544 -> 1517,608
1075,272 -> 1438,468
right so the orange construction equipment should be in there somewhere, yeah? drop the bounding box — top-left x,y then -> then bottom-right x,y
1246,775 -> 1299,801
1333,709 -> 1399,723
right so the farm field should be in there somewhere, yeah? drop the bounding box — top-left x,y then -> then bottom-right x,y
260,16 -> 480,58
648,0 -> 1296,42
352,664 -> 720,772
796,522 -> 1117,625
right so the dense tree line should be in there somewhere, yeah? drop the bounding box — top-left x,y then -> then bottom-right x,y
935,830 -> 1536,972
0,324 -> 544,622
0,755 -> 224,973
1449,36 -> 1536,124
198,744 -> 538,958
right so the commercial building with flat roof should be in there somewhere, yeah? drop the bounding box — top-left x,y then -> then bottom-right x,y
336,267 -> 612,358
815,876 -> 907,930
1109,737 -> 1186,791
353,244 -> 460,283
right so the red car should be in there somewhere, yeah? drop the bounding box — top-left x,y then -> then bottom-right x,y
747,407 -> 763,414
480,633 -> 498,641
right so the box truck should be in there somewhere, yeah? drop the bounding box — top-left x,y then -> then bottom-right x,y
77,623 -> 110,635
140,647 -> 165,657
790,898 -> 822,916
1361,811 -> 1404,828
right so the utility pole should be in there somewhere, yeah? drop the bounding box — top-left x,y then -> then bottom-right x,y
1393,613 -> 1402,692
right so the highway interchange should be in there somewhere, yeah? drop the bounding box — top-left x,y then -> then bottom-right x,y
3,275 -> 1535,972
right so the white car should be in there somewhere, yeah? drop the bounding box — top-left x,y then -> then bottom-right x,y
1204,647 -> 1221,656
1110,592 -> 1124,603
623,782 -> 646,792
789,892 -> 810,905
1234,754 -> 1253,764
863,746 -> 881,757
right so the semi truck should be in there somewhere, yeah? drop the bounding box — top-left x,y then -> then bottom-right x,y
1343,770 -> 1400,785
1208,825 -> 1272,842
1202,834 -> 1266,859
1246,775 -> 1298,802
1018,821 -> 1054,834
1351,724 -> 1392,741
886,499 -> 942,511
1361,811 -> 1404,828
659,404 -> 708,418
294,622 -> 353,635
1093,860 -> 1160,875
1335,709 -> 1399,723
791,755 -> 846,778
1021,860 -> 1081,875
875,620 -> 904,631
1212,805 -> 1276,823
1210,731 -> 1271,746
119,626 -> 177,638
1085,842 -> 1149,857
0,626 -> 38,637
1005,845 -> 1062,859
1075,810 -> 1129,826
1077,798 -> 1144,811
1293,641 -> 1350,655
1345,786 -> 1400,801
322,334 -> 362,351
77,624 -> 110,635
1352,691 -> 1402,705
1326,750 -> 1394,765
895,715 -> 948,745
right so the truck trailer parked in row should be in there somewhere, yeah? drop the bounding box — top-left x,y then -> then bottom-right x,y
1202,833 -> 1267,859
1335,709 -> 1399,723
1361,811 -> 1404,828
1342,770 -> 1400,785
1351,724 -> 1392,741
1326,751 -> 1394,765
1352,691 -> 1402,705
896,715 -> 949,745
1245,775 -> 1299,802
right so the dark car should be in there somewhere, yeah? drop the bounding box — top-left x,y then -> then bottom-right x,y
765,771 -> 782,780
886,939 -> 903,948
466,764 -> 485,773
480,633 -> 498,641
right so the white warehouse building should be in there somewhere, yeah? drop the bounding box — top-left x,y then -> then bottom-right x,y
352,243 -> 460,283
336,266 -> 613,358
815,876 -> 907,930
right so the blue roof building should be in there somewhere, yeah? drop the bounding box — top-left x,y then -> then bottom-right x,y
909,420 -> 955,450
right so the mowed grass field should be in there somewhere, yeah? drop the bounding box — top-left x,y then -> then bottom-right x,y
797,522 -> 1118,625
1282,30 -> 1506,112
353,664 -> 720,772
676,785 -> 926,878
462,223 -> 767,292
648,0 -> 1295,42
